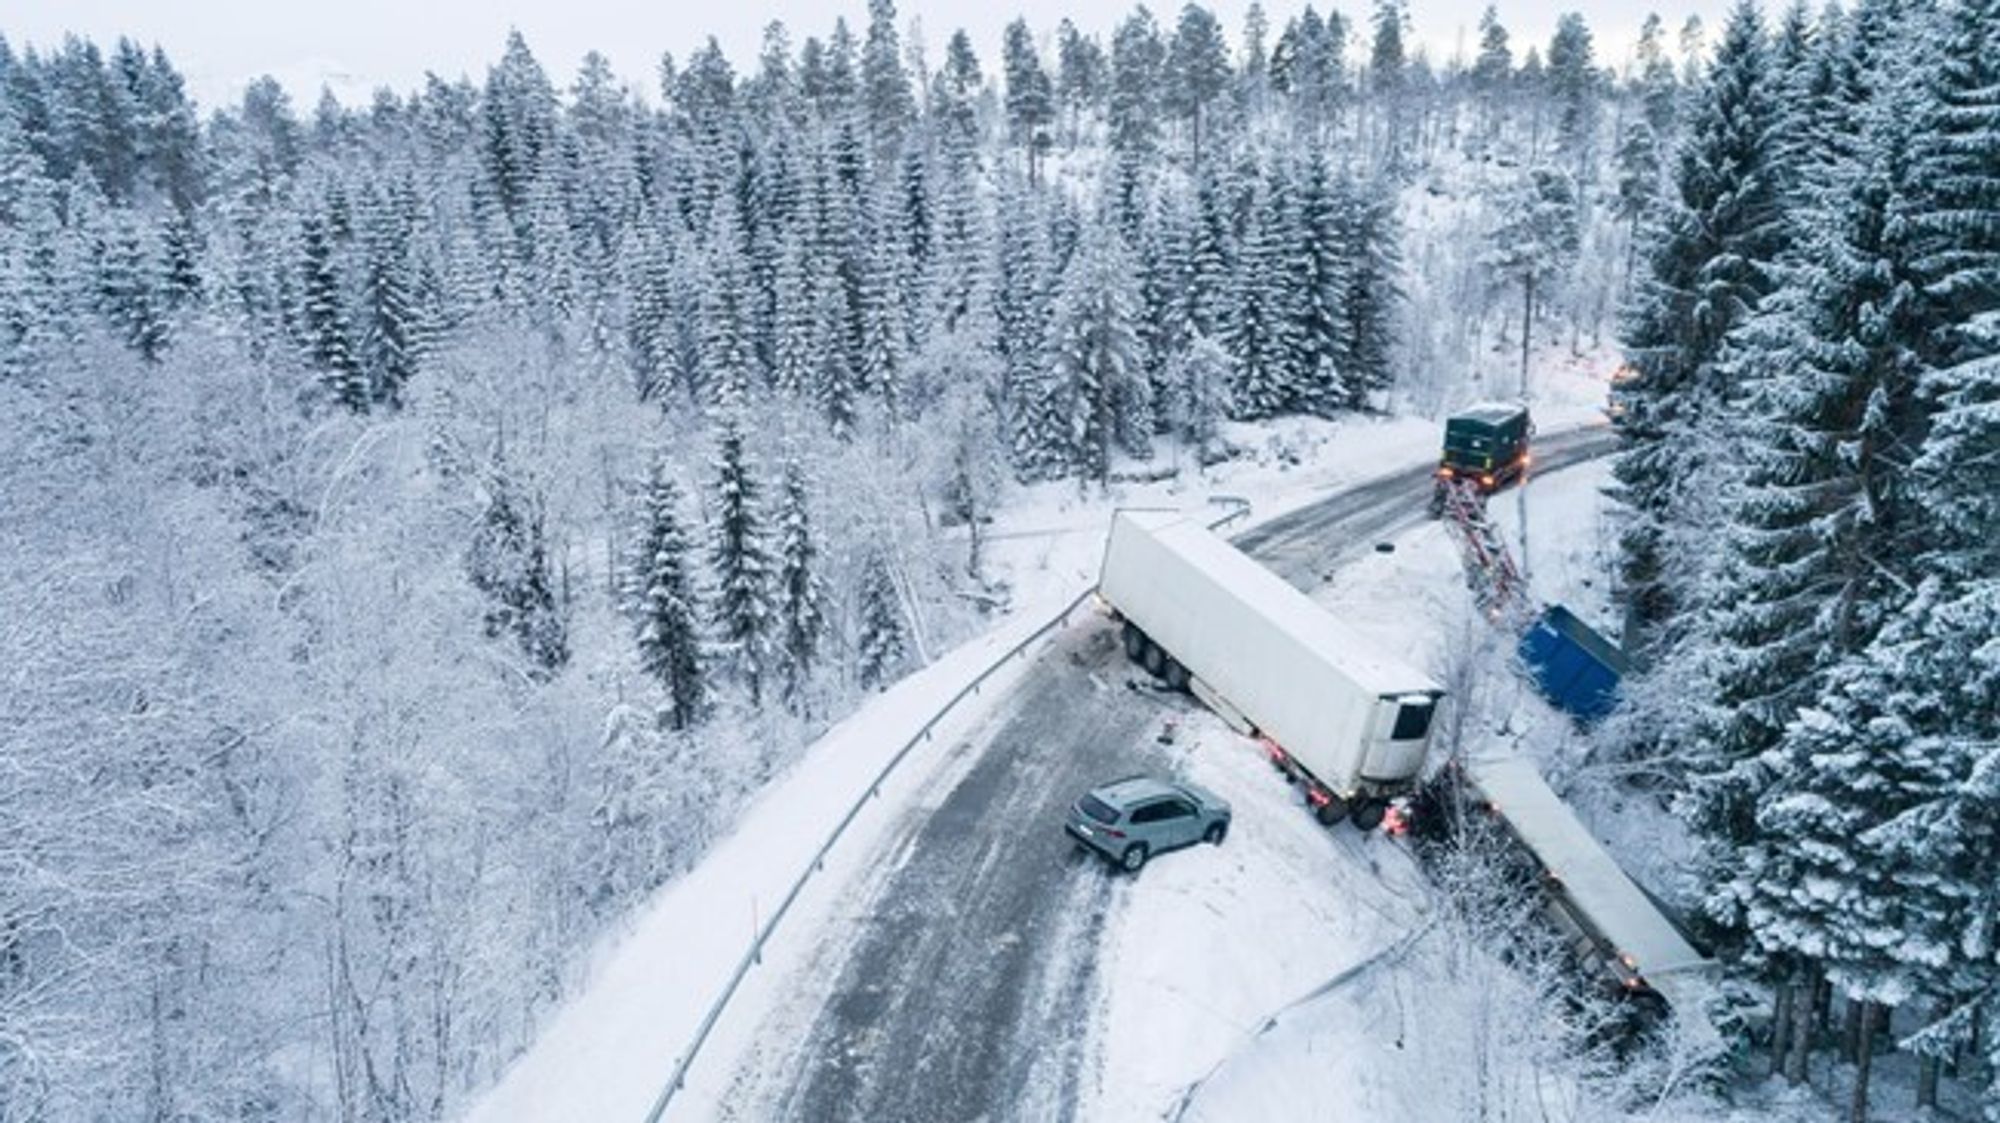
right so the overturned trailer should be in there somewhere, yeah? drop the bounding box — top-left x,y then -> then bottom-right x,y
1465,754 -> 1721,1044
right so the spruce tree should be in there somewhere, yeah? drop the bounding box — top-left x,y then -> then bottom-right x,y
1545,14 -> 1601,185
1291,155 -> 1348,414
1045,228 -> 1148,483
1108,7 -> 1166,161
469,475 -> 569,676
708,419 -> 773,706
1002,20 -> 1054,185
861,0 -> 913,155
1225,168 -> 1304,420
626,467 -> 707,729
1336,179 -> 1403,407
1166,4 -> 1232,168
1612,0 -> 1789,643
1695,13 -> 1934,995
773,459 -> 826,712
358,185 -> 418,408
300,207 -> 365,410
1485,166 -> 1581,394
855,547 -> 907,690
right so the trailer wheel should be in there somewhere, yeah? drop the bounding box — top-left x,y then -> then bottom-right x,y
1352,800 -> 1387,831
1163,658 -> 1190,692
1120,843 -> 1149,873
1122,621 -> 1147,660
1314,794 -> 1350,826
1142,641 -> 1166,677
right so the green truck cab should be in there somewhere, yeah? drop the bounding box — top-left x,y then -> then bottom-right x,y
1435,402 -> 1533,494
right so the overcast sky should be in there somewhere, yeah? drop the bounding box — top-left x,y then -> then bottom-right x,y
10,1 -> 1722,112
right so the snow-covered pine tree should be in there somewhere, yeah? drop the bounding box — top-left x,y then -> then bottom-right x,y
1045,226 -> 1148,483
1293,153 -> 1349,415
1108,7 -> 1165,162
626,466 -> 707,729
707,418 -> 773,705
1225,165 -> 1304,420
1335,176 -> 1403,408
771,237 -> 816,399
698,202 -> 755,415
812,249 -> 860,439
299,205 -> 365,410
772,458 -> 826,712
858,229 -> 906,418
1693,5 -> 1935,1016
1166,3 -> 1231,169
357,183 -> 418,408
1002,19 -> 1054,185
468,473 -> 570,676
1167,330 -> 1235,464
1611,0 -> 1789,644
854,546 -> 907,690
1485,165 -> 1581,394
1469,5 -> 1513,147
861,0 -> 913,157
1544,13 -> 1600,187
1187,168 -> 1234,341
1137,190 -> 1192,426
98,212 -> 169,362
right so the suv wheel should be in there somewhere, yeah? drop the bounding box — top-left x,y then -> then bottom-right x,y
1120,843 -> 1149,872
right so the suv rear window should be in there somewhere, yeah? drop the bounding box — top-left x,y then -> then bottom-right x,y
1079,795 -> 1120,823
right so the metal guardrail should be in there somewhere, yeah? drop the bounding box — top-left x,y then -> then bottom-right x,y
643,498 -> 1252,1121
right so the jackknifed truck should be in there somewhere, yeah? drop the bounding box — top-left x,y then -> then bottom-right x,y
1097,510 -> 1445,831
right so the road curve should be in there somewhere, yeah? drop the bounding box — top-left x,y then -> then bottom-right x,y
715,422 -> 1619,1122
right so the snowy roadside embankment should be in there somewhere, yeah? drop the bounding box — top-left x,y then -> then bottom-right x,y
461,594 -> 1074,1123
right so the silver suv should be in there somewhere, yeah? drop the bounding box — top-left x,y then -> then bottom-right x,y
1066,776 -> 1232,872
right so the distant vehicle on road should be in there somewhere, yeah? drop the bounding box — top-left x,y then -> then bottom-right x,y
1432,402 -> 1533,506
1066,776 -> 1231,872
1097,511 -> 1445,832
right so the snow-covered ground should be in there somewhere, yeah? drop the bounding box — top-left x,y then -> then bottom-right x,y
461,368 -> 1619,1123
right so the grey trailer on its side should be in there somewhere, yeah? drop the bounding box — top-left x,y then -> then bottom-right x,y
1467,753 -> 1721,1045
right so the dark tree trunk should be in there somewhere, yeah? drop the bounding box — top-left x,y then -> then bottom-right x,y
1785,962 -> 1818,1085
1771,972 -> 1796,1076
1849,1001 -> 1878,1123
1842,996 -> 1864,1065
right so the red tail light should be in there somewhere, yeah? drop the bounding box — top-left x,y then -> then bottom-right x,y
1307,787 -> 1331,808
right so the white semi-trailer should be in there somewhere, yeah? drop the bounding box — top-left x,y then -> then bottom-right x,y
1098,510 -> 1445,830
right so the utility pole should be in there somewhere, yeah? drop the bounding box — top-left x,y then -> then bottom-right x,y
1518,308 -> 1532,586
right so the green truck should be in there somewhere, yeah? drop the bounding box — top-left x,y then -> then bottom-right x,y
1432,402 -> 1533,502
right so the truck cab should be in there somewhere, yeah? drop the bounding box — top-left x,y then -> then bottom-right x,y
1435,402 -> 1533,494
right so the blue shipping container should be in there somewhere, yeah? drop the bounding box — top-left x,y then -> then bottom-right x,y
1518,605 -> 1630,724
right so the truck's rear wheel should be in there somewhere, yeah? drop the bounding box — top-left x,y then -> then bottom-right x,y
1122,621 -> 1147,660
1142,641 -> 1166,677
1163,658 -> 1190,691
1351,800 -> 1387,831
1314,793 -> 1349,826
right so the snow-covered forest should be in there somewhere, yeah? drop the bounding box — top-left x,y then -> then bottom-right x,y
1603,0 -> 2000,1117
1,0 -> 1993,1117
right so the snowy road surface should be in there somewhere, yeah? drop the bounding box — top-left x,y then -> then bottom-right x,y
714,424 -> 1618,1121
